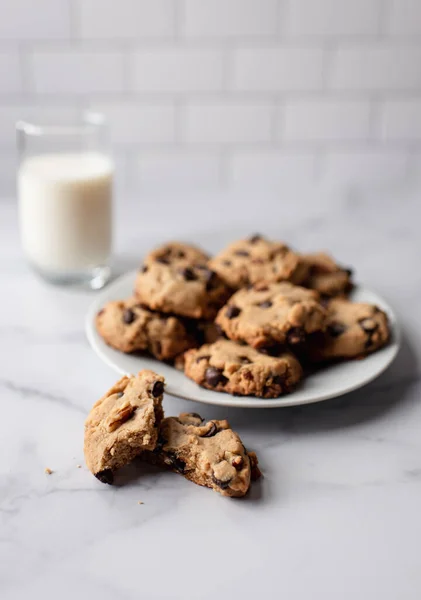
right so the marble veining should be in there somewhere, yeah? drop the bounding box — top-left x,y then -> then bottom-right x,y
1,183 -> 421,600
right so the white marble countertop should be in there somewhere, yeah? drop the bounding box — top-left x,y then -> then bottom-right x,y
1,183 -> 421,600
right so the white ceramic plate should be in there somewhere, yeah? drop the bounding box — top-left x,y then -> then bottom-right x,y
85,270 -> 400,408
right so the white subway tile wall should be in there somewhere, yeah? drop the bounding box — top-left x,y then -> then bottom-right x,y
1,0 -> 421,192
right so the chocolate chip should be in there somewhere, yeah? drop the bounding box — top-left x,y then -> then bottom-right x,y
359,318 -> 378,333
156,256 -> 170,265
177,250 -> 185,258
196,354 -> 211,363
234,249 -> 249,257
186,412 -> 203,421
226,305 -> 241,319
222,260 -> 232,267
238,355 -> 252,364
249,234 -> 262,243
167,453 -> 186,473
179,267 -> 197,281
123,309 -> 136,324
344,267 -> 353,277
212,473 -> 231,490
232,456 -> 244,469
327,321 -> 346,337
201,422 -> 218,437
287,327 -> 305,345
205,367 -> 228,387
140,265 -> 148,273
151,380 -> 164,397
243,371 -> 253,381
97,309 -> 104,317
95,469 -> 113,485
258,300 -> 272,309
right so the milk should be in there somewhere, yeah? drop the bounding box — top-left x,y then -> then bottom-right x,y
18,152 -> 113,273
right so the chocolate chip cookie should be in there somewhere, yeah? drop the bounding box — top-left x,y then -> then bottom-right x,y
209,235 -> 308,289
135,242 -> 231,319
96,297 -> 195,360
306,299 -> 390,362
84,370 -> 165,484
145,412 -> 259,497
183,339 -> 303,397
216,282 -> 327,349
301,252 -> 353,297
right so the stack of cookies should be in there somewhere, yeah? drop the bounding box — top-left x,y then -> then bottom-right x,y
96,235 -> 390,399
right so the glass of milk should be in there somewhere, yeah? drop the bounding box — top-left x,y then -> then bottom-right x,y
16,112 -> 113,289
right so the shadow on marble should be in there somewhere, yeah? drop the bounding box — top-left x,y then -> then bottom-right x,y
202,330 -> 419,436
110,452 -> 267,502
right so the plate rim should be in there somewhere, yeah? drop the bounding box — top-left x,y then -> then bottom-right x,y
85,270 -> 401,409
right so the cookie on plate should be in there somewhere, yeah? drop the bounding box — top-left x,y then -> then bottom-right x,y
216,282 -> 327,349
135,242 -> 231,319
144,412 -> 259,497
209,235 -> 308,289
301,252 -> 353,297
306,299 -> 390,362
96,297 -> 195,360
84,370 -> 165,484
183,339 -> 303,398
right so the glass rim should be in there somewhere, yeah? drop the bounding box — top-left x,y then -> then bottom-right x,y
16,111 -> 106,136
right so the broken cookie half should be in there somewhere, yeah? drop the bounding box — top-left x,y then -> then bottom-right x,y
145,412 -> 260,498
84,369 -> 165,484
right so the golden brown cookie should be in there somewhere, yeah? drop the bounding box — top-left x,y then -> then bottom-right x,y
306,299 -> 390,362
144,412 -> 259,497
84,370 -> 165,484
301,252 -> 353,297
96,297 -> 195,360
183,339 -> 303,398
209,235 -> 308,289
135,242 -> 231,319
216,282 -> 327,349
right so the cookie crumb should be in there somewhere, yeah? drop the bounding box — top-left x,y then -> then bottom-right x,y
76,464 -> 82,468
44,467 -> 53,475
137,501 -> 144,505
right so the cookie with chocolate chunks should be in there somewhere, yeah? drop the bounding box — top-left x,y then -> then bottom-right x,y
182,339 -> 303,398
209,235 -> 308,290
135,242 -> 231,319
84,371 -> 165,484
305,299 -> 390,362
144,412 -> 259,497
96,297 -> 196,360
215,282 -> 327,349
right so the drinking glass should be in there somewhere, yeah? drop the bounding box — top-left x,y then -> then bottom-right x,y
16,111 -> 113,289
